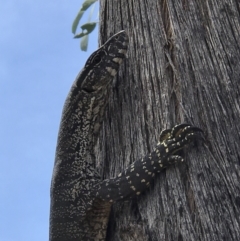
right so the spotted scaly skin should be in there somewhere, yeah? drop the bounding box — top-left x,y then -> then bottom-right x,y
50,31 -> 129,241
50,31 -> 203,241
93,124 -> 202,202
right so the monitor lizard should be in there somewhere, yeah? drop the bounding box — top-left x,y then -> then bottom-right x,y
49,30 -> 202,241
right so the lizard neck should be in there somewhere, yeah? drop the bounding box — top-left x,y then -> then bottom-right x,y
55,82 -> 110,169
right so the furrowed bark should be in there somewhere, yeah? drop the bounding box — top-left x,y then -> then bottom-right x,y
96,0 -> 240,240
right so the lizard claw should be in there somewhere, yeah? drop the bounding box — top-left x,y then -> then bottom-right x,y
156,124 -> 203,167
160,123 -> 203,142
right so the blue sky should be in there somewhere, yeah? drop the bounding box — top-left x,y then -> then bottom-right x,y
1,1 -> 98,240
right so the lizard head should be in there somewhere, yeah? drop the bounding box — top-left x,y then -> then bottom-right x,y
76,30 -> 129,93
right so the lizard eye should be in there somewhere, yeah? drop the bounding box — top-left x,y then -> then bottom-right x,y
92,50 -> 106,65
92,53 -> 102,64
92,55 -> 101,64
82,86 -> 95,93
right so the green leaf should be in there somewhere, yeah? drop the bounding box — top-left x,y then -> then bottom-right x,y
80,34 -> 89,51
82,0 -> 98,11
88,1 -> 95,21
72,11 -> 84,34
82,22 -> 97,33
73,22 -> 97,38
73,32 -> 87,39
72,0 -> 98,34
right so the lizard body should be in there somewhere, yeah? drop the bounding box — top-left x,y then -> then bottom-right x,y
49,31 -> 202,241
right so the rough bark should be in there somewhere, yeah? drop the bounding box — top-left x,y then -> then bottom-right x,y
96,0 -> 240,240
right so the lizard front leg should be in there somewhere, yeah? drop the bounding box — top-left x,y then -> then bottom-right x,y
93,124 -> 203,201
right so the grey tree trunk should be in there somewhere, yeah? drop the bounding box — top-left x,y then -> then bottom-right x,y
96,0 -> 240,240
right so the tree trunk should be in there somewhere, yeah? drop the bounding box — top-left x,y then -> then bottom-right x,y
96,0 -> 240,240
